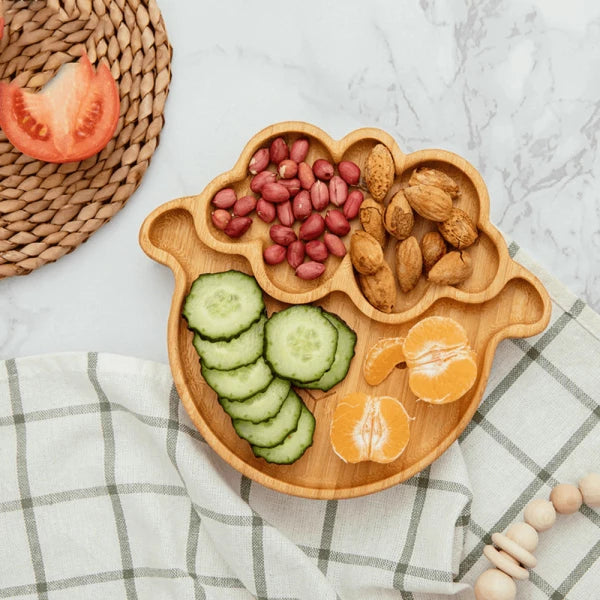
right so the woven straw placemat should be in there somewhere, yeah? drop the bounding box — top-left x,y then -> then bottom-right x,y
0,0 -> 172,278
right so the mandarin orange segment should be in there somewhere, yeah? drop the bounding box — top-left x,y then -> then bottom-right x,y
408,349 -> 477,404
363,337 -> 406,386
330,392 -> 411,464
403,316 -> 469,362
403,316 -> 478,404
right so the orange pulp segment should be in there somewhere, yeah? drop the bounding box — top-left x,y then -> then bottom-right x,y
403,316 -> 477,404
330,392 -> 411,464
363,337 -> 406,386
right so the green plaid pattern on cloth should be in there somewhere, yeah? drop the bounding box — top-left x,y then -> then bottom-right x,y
1,243 -> 599,600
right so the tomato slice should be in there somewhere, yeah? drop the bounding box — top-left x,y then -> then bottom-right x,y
0,54 -> 120,163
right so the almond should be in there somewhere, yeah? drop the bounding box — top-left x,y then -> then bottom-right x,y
408,167 -> 459,199
359,197 -> 387,246
404,184 -> 453,222
350,231 -> 384,275
395,236 -> 422,293
384,190 -> 414,240
420,231 -> 447,272
364,143 -> 395,203
359,263 -> 396,313
428,251 -> 473,285
437,207 -> 478,249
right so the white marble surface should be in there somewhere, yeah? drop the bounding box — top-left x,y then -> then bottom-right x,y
1,0 -> 599,363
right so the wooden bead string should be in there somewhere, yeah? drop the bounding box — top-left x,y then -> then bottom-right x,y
474,473 -> 600,600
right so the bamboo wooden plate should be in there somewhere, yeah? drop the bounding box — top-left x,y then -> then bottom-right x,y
139,121 -> 551,499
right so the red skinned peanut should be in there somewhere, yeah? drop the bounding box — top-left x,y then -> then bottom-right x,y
212,188 -> 237,209
263,244 -> 286,265
249,148 -> 270,174
250,171 -> 276,193
310,180 -> 329,211
296,261 -> 326,280
305,240 -> 329,262
233,195 -> 257,217
279,178 -> 301,197
276,201 -> 295,227
286,240 -> 305,269
329,176 -> 348,207
324,232 -> 347,257
269,137 -> 289,164
290,138 -> 309,163
211,209 -> 231,230
278,159 -> 298,179
313,158 -> 334,181
269,224 -> 297,246
256,198 -> 276,223
338,160 -> 361,185
292,190 -> 312,221
298,162 -> 316,190
343,190 -> 364,220
224,216 -> 252,238
325,209 -> 351,236
299,213 -> 325,241
262,182 -> 290,203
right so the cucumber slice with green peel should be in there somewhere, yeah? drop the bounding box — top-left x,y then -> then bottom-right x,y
296,312 -> 357,392
218,378 -> 291,423
252,403 -> 315,464
232,389 -> 302,447
264,305 -> 338,383
192,314 -> 266,370
183,270 -> 264,341
201,357 -> 273,401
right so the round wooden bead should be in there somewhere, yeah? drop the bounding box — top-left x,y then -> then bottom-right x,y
483,545 -> 529,580
505,522 -> 538,553
498,550 -> 518,565
492,532 -> 537,568
474,568 -> 517,600
524,498 -> 556,531
550,483 -> 583,514
579,473 -> 600,507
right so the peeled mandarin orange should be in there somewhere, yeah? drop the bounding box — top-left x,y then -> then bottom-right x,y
330,392 -> 411,464
403,316 -> 477,404
363,337 -> 406,385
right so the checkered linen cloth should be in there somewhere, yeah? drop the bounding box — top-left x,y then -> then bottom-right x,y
1,243 -> 599,600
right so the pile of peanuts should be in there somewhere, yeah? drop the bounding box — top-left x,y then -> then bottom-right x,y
474,473 -> 600,600
210,136 -> 365,280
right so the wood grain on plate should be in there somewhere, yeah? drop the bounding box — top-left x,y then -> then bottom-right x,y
139,122 -> 551,499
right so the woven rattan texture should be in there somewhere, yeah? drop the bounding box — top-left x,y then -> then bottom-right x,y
0,0 -> 172,278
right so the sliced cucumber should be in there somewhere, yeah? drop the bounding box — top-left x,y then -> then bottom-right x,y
297,312 -> 357,392
201,357 -> 273,401
232,388 -> 302,447
252,403 -> 315,464
264,305 -> 338,383
219,378 -> 291,423
183,270 -> 264,341
193,314 -> 266,371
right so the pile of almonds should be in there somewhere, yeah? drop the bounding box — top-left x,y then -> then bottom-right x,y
210,136 -> 365,280
350,143 -> 479,313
